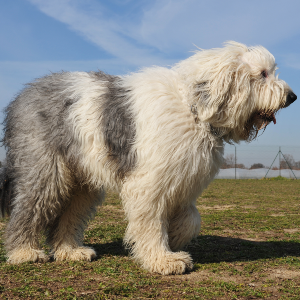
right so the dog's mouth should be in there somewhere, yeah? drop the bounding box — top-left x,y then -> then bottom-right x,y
242,110 -> 277,141
253,110 -> 277,130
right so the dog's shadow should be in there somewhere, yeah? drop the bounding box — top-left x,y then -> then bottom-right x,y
87,239 -> 128,257
188,235 -> 300,265
88,235 -> 300,264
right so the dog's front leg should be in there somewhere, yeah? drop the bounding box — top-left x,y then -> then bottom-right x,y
168,203 -> 201,251
122,187 -> 193,275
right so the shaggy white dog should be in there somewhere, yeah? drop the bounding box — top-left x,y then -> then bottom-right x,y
0,41 -> 296,275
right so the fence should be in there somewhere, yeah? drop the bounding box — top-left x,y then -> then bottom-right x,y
216,145 -> 300,179
0,145 -> 299,179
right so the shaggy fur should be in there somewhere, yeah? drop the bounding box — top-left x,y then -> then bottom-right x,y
0,41 -> 296,275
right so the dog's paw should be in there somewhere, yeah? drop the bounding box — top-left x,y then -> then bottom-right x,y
146,251 -> 193,275
7,248 -> 49,264
54,246 -> 96,261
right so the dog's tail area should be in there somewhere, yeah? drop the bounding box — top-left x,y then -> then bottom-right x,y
0,166 -> 12,218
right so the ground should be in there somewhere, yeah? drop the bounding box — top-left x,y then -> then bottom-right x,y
0,178 -> 300,299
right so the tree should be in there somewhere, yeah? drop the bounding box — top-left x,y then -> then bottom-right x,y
221,154 -> 246,169
294,161 -> 300,170
280,154 -> 295,169
250,163 -> 265,169
236,163 -> 246,169
221,154 -> 234,168
225,154 -> 235,168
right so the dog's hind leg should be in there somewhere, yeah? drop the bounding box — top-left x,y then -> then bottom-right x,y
4,155 -> 75,264
5,193 -> 52,264
122,185 -> 194,275
48,186 -> 104,262
168,203 -> 201,251
5,209 -> 50,263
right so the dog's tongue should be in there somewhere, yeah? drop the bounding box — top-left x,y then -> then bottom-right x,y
272,113 -> 276,124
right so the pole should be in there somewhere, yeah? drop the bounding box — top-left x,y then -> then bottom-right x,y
279,146 -> 281,177
235,146 -> 236,180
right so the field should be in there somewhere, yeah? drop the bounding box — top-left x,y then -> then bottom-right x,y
0,179 -> 300,299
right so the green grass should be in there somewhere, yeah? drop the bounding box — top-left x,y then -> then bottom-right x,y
0,179 -> 300,299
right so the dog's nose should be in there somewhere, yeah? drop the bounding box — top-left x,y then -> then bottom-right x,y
284,91 -> 297,107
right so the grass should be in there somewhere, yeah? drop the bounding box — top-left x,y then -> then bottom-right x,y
0,179 -> 300,299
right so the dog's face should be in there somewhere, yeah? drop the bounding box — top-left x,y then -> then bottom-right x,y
239,46 -> 296,141
175,42 -> 297,142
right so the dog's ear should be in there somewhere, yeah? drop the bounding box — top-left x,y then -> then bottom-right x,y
198,61 -> 251,128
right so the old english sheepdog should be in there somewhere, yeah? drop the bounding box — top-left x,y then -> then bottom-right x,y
0,42 -> 297,275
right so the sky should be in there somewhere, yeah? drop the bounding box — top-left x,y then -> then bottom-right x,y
0,0 -> 300,166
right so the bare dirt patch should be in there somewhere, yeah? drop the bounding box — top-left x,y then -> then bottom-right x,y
268,268 -> 300,279
0,222 -> 5,230
270,213 -> 285,217
197,205 -> 236,211
102,205 -> 123,212
241,205 -> 257,209
284,228 -> 299,233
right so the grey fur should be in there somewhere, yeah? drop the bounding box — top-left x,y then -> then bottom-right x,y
0,70 -> 136,258
2,72 -> 80,253
0,167 -> 12,218
98,72 -> 137,179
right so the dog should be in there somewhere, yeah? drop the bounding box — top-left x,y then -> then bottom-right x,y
0,41 -> 296,275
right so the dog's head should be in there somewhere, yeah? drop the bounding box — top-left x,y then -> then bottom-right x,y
174,41 -> 297,142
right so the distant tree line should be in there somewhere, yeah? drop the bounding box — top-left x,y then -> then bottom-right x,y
221,154 -> 300,170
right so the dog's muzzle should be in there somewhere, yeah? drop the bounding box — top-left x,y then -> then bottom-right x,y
284,91 -> 297,108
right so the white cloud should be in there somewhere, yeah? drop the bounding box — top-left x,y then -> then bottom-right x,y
27,0 -> 164,66
27,0 -> 300,65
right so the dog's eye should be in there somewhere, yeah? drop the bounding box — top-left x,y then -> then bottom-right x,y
261,70 -> 268,78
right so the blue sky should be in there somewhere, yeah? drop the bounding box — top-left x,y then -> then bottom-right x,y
0,0 -> 300,164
